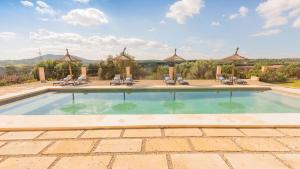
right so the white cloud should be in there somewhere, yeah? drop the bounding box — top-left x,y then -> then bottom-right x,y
160,20 -> 166,24
35,1 -> 56,16
166,0 -> 205,24
27,29 -> 172,60
62,8 -> 108,27
293,16 -> 300,28
20,1 -> 34,7
29,29 -> 169,50
239,6 -> 249,16
184,37 -> 225,54
211,21 -> 220,26
148,28 -> 156,32
256,0 -> 300,28
39,18 -> 49,21
251,29 -> 282,37
229,6 -> 249,20
0,32 -> 16,40
74,0 -> 90,4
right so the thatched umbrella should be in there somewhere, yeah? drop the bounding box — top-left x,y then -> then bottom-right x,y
164,49 -> 186,66
164,49 -> 185,80
113,47 -> 133,79
222,47 -> 248,77
57,49 -> 81,77
223,47 -> 247,62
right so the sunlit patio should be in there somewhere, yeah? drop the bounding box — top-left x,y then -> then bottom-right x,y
0,128 -> 300,169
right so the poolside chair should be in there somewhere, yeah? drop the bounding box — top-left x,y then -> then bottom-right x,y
235,79 -> 247,85
176,75 -> 189,85
53,75 -> 73,86
164,76 -> 176,85
110,74 -> 122,85
73,75 -> 87,86
124,76 -> 134,86
217,76 -> 225,81
221,77 -> 233,85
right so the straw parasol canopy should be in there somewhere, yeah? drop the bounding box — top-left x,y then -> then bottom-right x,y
222,47 -> 247,62
222,47 -> 248,77
57,48 -> 81,77
113,47 -> 133,61
113,48 -> 133,78
164,49 -> 185,65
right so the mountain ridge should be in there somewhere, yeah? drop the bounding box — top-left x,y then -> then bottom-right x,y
0,54 -> 97,66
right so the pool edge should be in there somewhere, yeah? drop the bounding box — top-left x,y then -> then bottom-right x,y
1,113 -> 300,131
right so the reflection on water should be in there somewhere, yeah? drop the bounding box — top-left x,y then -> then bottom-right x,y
60,103 -> 87,115
163,101 -> 185,112
218,102 -> 245,110
112,103 -> 137,112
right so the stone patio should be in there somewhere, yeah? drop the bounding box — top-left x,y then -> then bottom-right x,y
0,128 -> 300,169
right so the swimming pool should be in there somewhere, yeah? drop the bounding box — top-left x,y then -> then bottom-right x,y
0,89 -> 299,115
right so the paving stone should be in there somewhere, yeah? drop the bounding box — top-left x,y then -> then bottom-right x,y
202,128 -> 244,136
276,154 -> 300,169
277,128 -> 300,136
112,154 -> 168,169
94,139 -> 142,152
0,141 -> 51,155
81,129 -> 122,138
0,131 -> 43,140
171,153 -> 230,169
277,138 -> 300,151
235,138 -> 289,152
190,138 -> 241,151
145,138 -> 191,152
123,129 -> 161,137
240,128 -> 284,137
164,128 -> 202,137
43,140 -> 96,154
0,142 -> 6,147
52,156 -> 111,169
0,157 -> 56,169
225,153 -> 289,169
38,130 -> 83,139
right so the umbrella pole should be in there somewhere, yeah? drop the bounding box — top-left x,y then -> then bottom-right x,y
232,63 -> 235,77
68,63 -> 73,77
231,62 -> 235,84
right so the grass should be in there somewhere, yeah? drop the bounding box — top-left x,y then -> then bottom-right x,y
275,80 -> 300,88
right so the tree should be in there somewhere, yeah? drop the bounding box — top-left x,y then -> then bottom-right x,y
189,60 -> 217,79
33,60 -> 82,80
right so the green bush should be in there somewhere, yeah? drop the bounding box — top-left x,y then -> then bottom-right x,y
259,70 -> 288,83
189,60 -> 217,79
33,60 -> 82,80
283,63 -> 300,79
0,74 -> 36,86
97,55 -> 145,80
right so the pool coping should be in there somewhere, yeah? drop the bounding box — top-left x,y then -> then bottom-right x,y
0,85 -> 300,130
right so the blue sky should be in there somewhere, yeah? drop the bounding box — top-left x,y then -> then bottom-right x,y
0,0 -> 300,60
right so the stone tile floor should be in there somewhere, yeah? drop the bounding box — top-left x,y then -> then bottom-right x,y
0,128 -> 300,169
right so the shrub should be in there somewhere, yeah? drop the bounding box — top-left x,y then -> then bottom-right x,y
259,70 -> 288,83
189,60 -> 217,79
33,60 -> 82,80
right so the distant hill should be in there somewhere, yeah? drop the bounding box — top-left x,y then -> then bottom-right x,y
0,54 -> 97,66
0,54 -> 299,67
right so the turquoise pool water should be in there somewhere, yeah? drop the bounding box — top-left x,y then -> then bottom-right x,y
0,89 -> 299,115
